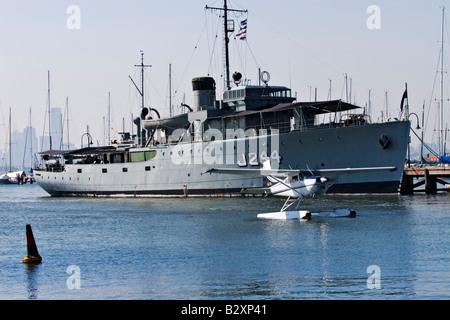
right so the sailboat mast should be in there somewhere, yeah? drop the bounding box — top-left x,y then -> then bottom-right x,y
440,6 -> 445,156
65,96 -> 70,150
9,107 -> 11,172
108,92 -> 111,146
29,107 -> 33,170
48,70 -> 52,150
421,101 -> 425,161
169,63 -> 172,117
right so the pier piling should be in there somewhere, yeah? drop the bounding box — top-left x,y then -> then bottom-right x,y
400,166 -> 450,194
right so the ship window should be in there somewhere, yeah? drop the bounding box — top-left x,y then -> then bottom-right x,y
130,150 -> 157,162
102,168 -> 107,173
123,168 -> 128,172
145,150 -> 156,160
131,152 -> 145,162
145,166 -> 151,171
77,169 -> 82,173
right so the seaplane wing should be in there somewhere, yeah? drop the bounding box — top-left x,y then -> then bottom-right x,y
203,168 -> 300,178
312,166 -> 397,176
204,166 -> 397,178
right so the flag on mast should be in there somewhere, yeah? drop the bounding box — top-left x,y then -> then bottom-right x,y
400,87 -> 408,112
237,18 -> 247,40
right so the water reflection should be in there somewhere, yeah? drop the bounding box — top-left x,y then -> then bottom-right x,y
24,263 -> 40,299
319,223 -> 331,293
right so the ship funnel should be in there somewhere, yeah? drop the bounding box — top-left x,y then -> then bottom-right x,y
192,77 -> 216,111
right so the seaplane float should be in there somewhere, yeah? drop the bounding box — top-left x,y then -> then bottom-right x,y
204,161 -> 397,220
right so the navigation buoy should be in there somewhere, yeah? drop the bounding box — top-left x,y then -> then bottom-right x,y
22,224 -> 42,264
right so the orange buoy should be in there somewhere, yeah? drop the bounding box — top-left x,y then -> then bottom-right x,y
22,224 -> 42,264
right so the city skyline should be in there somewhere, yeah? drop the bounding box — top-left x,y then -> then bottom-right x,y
0,107 -> 76,172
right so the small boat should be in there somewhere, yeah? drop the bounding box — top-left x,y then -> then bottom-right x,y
0,171 -> 26,184
0,173 -> 9,184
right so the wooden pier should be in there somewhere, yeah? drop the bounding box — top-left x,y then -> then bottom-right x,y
400,166 -> 450,194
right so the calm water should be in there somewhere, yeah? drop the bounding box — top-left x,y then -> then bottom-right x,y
0,184 -> 448,300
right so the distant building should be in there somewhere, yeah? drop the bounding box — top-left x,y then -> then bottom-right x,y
10,126 -> 38,173
40,107 -> 63,151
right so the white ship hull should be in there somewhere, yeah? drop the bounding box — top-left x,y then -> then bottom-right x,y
35,121 -> 409,197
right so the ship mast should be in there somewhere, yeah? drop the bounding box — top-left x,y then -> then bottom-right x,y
136,51 -> 151,110
206,0 -> 247,91
129,51 -> 151,146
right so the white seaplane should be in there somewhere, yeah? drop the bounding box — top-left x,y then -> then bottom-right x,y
204,161 -> 397,220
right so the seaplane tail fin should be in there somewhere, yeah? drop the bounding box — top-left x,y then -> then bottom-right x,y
262,160 -> 278,183
262,160 -> 272,170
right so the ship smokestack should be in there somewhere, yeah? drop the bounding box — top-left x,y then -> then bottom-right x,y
192,77 -> 216,111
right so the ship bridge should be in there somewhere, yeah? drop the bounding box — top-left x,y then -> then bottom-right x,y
223,85 -> 296,111
206,99 -> 362,136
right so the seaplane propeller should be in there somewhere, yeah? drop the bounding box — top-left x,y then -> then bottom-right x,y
204,161 -> 397,220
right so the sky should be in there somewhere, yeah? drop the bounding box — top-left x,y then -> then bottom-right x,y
0,0 -> 449,153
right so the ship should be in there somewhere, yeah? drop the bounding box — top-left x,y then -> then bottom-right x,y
34,1 -> 410,197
